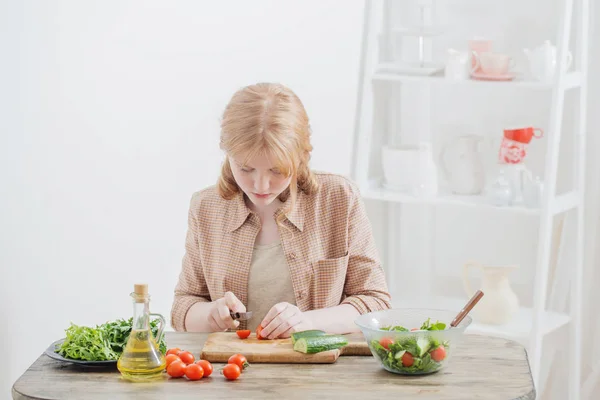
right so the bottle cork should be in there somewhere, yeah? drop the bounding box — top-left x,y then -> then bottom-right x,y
134,283 -> 149,300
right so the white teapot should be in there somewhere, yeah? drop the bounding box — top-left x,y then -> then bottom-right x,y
523,40 -> 573,81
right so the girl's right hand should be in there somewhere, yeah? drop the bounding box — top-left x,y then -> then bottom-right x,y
209,291 -> 246,331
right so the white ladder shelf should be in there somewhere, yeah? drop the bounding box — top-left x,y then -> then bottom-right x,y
350,1 -> 589,398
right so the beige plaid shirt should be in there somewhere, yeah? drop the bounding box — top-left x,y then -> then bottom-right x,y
170,172 -> 391,331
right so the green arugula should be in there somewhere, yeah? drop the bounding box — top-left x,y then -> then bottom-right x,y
56,317 -> 167,361
381,318 -> 446,332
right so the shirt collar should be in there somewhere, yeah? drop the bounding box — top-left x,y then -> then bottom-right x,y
226,189 -> 305,233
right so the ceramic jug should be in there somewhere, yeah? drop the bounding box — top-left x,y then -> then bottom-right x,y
445,48 -> 471,80
462,262 -> 520,325
382,142 -> 438,196
440,135 -> 486,195
523,40 -> 573,81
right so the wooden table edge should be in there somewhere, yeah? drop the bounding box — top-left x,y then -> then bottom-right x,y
11,333 -> 538,400
12,385 -> 43,400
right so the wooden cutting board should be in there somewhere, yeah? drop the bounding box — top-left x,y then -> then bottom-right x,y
200,332 -> 371,364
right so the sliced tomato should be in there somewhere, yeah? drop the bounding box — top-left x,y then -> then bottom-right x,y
236,330 -> 251,339
256,325 -> 266,340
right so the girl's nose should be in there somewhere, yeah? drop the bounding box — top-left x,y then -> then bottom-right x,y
254,174 -> 270,192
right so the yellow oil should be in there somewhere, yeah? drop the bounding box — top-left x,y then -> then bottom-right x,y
117,329 -> 166,381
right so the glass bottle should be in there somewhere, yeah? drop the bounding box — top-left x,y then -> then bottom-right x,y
117,284 -> 166,381
487,169 -> 516,207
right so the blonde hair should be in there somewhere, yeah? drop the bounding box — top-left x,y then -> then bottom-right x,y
217,82 -> 319,227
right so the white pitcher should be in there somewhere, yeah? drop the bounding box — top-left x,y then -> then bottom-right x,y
445,48 -> 471,80
462,262 -> 520,325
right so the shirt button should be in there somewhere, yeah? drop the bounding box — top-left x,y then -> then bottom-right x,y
289,252 -> 297,260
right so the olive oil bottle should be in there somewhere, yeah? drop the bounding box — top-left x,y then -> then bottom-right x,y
117,284 -> 166,381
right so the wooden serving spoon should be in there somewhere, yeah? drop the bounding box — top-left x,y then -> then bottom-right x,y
450,290 -> 484,328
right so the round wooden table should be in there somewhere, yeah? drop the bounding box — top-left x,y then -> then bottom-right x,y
12,332 -> 535,399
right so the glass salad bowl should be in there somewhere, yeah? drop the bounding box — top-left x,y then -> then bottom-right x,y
355,308 -> 472,375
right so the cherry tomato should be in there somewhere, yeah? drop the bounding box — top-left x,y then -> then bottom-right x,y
165,354 -> 181,368
221,363 -> 241,380
379,337 -> 394,350
401,352 -> 414,367
178,351 -> 195,365
166,347 -> 181,356
430,345 -> 446,362
195,360 -> 213,377
256,325 -> 266,340
167,360 -> 186,378
185,363 -> 204,381
236,330 -> 251,339
228,354 -> 250,371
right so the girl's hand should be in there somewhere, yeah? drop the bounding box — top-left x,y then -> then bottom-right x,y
260,302 -> 314,339
209,291 -> 246,332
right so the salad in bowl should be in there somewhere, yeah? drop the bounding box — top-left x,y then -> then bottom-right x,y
355,308 -> 472,375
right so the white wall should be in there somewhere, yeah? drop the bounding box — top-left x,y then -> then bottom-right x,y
1,1 -> 597,399
0,1 -> 364,397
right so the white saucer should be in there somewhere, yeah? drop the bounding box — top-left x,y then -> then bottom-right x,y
471,71 -> 516,81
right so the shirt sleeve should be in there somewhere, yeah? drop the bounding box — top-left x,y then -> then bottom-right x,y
340,185 -> 392,314
170,193 -> 212,331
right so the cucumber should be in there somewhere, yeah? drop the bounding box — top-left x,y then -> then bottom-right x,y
293,335 -> 348,354
291,330 -> 326,344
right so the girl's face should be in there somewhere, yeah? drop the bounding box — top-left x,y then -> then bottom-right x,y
229,153 -> 292,209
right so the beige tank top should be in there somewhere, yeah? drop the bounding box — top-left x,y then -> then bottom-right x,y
246,241 -> 297,332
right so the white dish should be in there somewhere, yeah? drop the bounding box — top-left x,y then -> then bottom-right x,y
377,62 -> 444,76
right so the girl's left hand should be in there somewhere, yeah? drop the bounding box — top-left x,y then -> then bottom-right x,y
260,302 -> 314,339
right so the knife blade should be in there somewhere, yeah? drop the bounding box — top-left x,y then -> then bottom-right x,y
229,311 -> 253,321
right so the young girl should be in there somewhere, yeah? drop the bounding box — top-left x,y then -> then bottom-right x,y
171,82 -> 391,339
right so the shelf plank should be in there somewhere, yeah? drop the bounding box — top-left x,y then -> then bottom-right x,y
372,68 -> 582,90
361,179 -> 540,215
553,191 -> 580,213
390,295 -> 570,346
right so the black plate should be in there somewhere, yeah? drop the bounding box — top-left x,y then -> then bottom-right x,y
44,339 -> 118,367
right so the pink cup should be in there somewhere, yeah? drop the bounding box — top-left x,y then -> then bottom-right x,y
468,38 -> 492,71
472,52 -> 516,75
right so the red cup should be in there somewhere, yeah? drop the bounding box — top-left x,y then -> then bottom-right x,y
503,127 -> 543,144
498,137 -> 528,164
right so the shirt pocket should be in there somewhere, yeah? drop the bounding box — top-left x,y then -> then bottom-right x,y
309,253 -> 349,308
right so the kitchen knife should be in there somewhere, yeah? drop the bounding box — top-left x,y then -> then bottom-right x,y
229,311 -> 253,321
